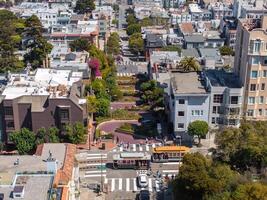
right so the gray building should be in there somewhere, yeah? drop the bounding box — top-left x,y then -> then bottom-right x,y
166,69 -> 243,140
204,70 -> 243,129
168,72 -> 210,140
184,35 -> 205,49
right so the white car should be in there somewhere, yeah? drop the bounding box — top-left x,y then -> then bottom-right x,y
138,174 -> 148,188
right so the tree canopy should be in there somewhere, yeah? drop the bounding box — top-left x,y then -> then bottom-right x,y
23,15 -> 53,69
129,33 -> 144,54
74,0 -> 95,14
0,10 -> 24,72
188,120 -> 209,144
106,32 -> 120,55
66,122 -> 86,144
140,80 -> 164,109
219,46 -> 234,56
10,128 -> 36,154
215,121 -> 267,171
178,57 -> 200,72
126,23 -> 141,35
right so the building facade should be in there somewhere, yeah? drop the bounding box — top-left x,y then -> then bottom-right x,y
234,16 -> 267,119
0,69 -> 87,144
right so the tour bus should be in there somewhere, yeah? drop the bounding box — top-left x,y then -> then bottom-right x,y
152,146 -> 190,162
113,152 -> 151,169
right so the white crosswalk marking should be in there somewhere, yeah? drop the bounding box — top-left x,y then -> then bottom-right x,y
126,178 -> 130,191
119,178 -> 122,190
87,153 -> 107,156
84,174 -> 106,178
162,170 -> 179,173
132,144 -> 136,152
85,170 -> 107,174
146,144 -> 149,151
139,145 -> 143,151
133,178 -> 137,191
111,178 -> 115,192
148,178 -> 153,192
104,178 -> 108,184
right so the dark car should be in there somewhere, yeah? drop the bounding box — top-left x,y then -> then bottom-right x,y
0,193 -> 4,200
139,190 -> 150,200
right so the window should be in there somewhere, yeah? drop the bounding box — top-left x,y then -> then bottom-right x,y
4,107 -> 13,116
228,119 -> 237,126
251,71 -> 258,78
265,109 -> 267,116
247,109 -> 254,116
216,117 -> 223,124
6,121 -> 14,128
259,96 -> 264,104
230,96 -> 239,104
253,40 -> 261,52
178,111 -> 184,116
263,57 -> 267,65
229,108 -> 240,115
250,84 -> 256,91
212,106 -> 217,114
60,109 -> 69,120
261,83 -> 265,90
259,109 -> 263,116
211,117 -> 216,124
192,110 -> 203,116
252,56 -> 260,64
178,123 -> 184,128
178,99 -> 185,104
263,70 -> 267,77
213,94 -> 223,103
248,97 -> 255,104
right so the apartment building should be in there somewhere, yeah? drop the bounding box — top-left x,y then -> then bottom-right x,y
234,15 -> 267,119
0,69 -> 87,144
163,70 -> 243,140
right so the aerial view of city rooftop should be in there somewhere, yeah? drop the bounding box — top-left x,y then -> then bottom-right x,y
0,0 -> 267,199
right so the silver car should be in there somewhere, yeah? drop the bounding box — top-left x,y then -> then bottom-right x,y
138,174 -> 148,188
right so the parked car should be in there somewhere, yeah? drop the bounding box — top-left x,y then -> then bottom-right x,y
138,174 -> 148,188
0,193 -> 4,200
139,190 -> 150,200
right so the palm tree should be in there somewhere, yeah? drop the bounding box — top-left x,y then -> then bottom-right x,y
177,57 -> 200,72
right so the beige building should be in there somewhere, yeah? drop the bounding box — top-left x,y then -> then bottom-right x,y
234,15 -> 267,119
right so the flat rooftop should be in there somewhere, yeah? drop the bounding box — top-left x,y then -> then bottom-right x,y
0,143 -> 67,185
205,69 -> 241,88
171,72 -> 207,94
1,68 -> 82,99
0,175 -> 53,200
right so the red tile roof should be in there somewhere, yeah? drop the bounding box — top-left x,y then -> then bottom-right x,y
53,144 -> 76,187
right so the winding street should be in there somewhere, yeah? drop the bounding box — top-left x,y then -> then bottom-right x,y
97,120 -> 157,144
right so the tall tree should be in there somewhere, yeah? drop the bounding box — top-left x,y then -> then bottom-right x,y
231,182 -> 267,200
126,23 -> 141,35
35,127 -> 47,145
188,120 -> 209,144
0,10 -> 24,72
173,153 -> 239,200
129,33 -> 144,55
74,0 -> 95,14
69,38 -> 90,52
66,122 -> 86,144
23,15 -> 53,69
10,128 -> 36,154
106,32 -> 120,55
48,127 -> 60,143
